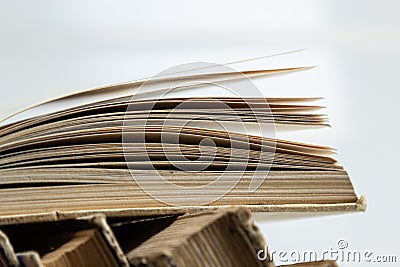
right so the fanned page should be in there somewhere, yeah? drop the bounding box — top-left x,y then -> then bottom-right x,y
0,67 -> 309,127
0,66 -> 365,225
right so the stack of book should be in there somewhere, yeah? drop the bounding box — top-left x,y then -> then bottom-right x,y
0,65 -> 365,266
0,208 -> 339,267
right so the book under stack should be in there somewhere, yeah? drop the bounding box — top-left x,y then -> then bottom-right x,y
0,208 -> 339,267
0,65 -> 365,266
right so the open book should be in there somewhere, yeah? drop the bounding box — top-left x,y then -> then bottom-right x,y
0,66 -> 365,224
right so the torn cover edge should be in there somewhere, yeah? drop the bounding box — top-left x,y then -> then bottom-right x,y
0,196 -> 366,226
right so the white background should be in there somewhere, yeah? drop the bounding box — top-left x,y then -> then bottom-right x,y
0,1 -> 399,266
